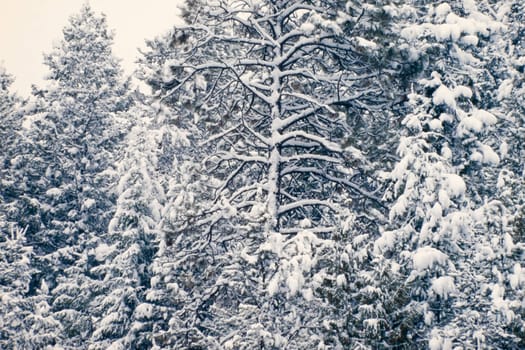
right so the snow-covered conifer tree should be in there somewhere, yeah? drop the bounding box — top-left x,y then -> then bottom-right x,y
376,1 -> 524,347
18,4 -> 132,346
0,225 -> 61,349
0,67 -> 24,233
87,102 -> 164,349
136,0 -> 404,348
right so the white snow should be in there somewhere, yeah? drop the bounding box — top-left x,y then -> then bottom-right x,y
402,6 -> 503,45
263,230 -> 333,297
389,194 -> 408,221
354,37 -> 378,50
286,262 -> 305,296
441,145 -> 452,160
301,288 -> 314,301
150,276 -> 160,288
45,187 -> 63,198
374,231 -> 397,254
364,318 -> 381,333
93,243 -> 117,262
473,109 -> 497,126
504,233 -> 515,254
442,174 -> 466,198
457,116 -> 482,135
299,218 -> 312,228
336,274 -> 347,287
452,44 -> 478,65
433,85 -> 456,108
419,72 -> 442,88
434,3 -> 452,18
432,23 -> 462,42
99,312 -> 119,328
499,141 -> 508,159
299,21 -> 315,33
428,118 -> 443,131
403,114 -> 422,131
431,276 -> 456,299
439,113 -> 454,124
462,0 -> 477,13
424,310 -> 434,325
240,247 -> 258,265
166,282 -> 179,294
223,336 -> 240,350
429,203 -> 443,223
400,25 -> 425,41
473,330 -> 486,348
453,85 -> 472,99
374,230 -> 397,254
497,79 -> 513,100
429,332 -> 453,350
509,263 -> 524,289
490,283 -> 515,322
247,202 -> 266,221
267,275 -> 280,296
134,303 -> 154,319
440,211 -> 470,241
40,280 -> 49,295
429,333 -> 442,350
460,34 -> 479,46
107,217 -> 119,235
83,198 -> 96,210
352,234 -> 369,247
479,144 -> 500,165
469,151 -> 483,163
194,74 -> 207,90
412,246 -> 448,271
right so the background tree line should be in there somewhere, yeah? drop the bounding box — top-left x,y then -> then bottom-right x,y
1,1 -> 524,349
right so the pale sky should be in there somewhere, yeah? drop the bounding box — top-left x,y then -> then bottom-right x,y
0,0 -> 184,95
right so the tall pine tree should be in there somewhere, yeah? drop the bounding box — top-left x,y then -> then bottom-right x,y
137,0 -> 403,348
20,4 -> 132,347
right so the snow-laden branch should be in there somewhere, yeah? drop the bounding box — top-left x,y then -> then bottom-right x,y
275,89 -> 374,132
277,35 -> 336,67
175,23 -> 275,48
277,130 -> 342,153
200,124 -> 242,147
240,117 -> 271,146
281,166 -> 383,205
212,151 -> 267,164
279,226 -> 338,235
277,3 -> 327,23
281,153 -> 341,164
281,91 -> 337,114
214,162 -> 248,203
249,16 -> 280,48
278,199 -> 339,215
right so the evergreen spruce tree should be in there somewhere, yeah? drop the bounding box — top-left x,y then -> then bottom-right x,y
134,27 -> 223,348
19,4 -> 132,347
0,224 -> 35,348
87,102 -> 163,349
0,224 -> 61,349
0,66 -> 18,175
375,1 -> 523,347
483,0 -> 525,344
0,66 -> 24,233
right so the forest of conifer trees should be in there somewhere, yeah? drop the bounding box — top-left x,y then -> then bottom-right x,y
1,1 -> 525,349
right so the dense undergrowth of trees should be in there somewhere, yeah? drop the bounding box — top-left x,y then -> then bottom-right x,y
1,1 -> 524,349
